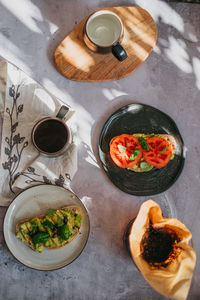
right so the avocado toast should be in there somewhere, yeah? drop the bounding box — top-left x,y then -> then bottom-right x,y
16,206 -> 82,253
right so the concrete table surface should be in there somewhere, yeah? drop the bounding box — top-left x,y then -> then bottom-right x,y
0,0 -> 200,299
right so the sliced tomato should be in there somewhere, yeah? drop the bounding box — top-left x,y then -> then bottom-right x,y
110,134 -> 142,168
143,136 -> 172,168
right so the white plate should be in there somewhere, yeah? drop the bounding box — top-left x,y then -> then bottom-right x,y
3,185 -> 90,270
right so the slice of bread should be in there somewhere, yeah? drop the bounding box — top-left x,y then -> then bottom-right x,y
16,205 -> 82,252
128,134 -> 176,172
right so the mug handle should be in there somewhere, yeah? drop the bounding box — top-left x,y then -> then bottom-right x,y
112,42 -> 127,62
56,105 -> 69,120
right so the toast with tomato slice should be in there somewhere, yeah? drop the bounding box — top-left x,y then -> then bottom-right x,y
16,206 -> 82,252
110,134 -> 176,172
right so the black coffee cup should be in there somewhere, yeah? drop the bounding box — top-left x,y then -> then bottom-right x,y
123,218 -> 136,257
31,106 -> 71,157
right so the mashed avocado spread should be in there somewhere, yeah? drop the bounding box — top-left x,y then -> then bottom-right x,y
16,207 -> 82,252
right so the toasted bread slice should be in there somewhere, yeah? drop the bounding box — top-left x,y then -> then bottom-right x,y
128,134 -> 176,172
16,205 -> 82,253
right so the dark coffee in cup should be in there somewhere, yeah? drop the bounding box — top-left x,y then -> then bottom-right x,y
32,105 -> 71,157
33,119 -> 69,154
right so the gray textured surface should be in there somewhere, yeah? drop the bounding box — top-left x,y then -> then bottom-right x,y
0,0 -> 200,299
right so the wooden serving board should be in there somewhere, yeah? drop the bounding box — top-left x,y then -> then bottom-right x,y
54,6 -> 158,82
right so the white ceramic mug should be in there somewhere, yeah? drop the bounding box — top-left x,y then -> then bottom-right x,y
83,10 -> 127,61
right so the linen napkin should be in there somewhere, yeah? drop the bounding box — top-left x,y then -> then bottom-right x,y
0,61 -> 77,206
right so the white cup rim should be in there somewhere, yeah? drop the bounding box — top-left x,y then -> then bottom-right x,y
85,10 -> 123,48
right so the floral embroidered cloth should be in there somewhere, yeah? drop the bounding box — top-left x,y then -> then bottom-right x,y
0,61 -> 77,206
